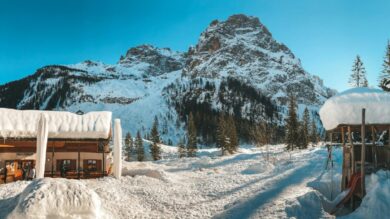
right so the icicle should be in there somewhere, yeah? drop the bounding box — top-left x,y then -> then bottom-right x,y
36,114 -> 49,179
113,119 -> 122,179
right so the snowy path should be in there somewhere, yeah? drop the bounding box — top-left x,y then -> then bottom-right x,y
213,149 -> 330,219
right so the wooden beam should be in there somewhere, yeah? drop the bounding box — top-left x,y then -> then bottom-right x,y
361,108 -> 366,197
348,126 -> 355,175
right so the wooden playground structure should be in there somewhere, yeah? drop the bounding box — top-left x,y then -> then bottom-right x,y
328,109 -> 390,212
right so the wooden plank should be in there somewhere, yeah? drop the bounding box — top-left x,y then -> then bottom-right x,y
361,108 -> 366,197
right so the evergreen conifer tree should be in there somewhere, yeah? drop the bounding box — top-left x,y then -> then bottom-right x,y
216,114 -> 228,155
150,142 -> 161,161
349,55 -> 368,87
136,131 -> 145,161
150,116 -> 160,144
124,132 -> 133,161
226,116 -> 238,153
310,117 -> 318,144
177,138 -> 186,158
187,112 -> 197,157
285,94 -> 299,150
300,108 -> 310,149
379,41 -> 390,90
149,116 -> 161,160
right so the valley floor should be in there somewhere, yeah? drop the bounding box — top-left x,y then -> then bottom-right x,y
0,144 -> 389,219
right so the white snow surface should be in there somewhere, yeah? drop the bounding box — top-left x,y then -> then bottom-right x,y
0,144 -> 388,219
8,178 -> 105,219
0,108 -> 112,139
319,87 -> 390,130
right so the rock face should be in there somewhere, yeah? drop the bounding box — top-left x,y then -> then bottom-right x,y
0,14 -> 335,145
184,14 -> 334,106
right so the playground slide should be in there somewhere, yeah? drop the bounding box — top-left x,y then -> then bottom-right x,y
330,173 -> 362,214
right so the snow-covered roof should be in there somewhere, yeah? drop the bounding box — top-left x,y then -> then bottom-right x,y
319,87 -> 390,130
0,108 -> 112,139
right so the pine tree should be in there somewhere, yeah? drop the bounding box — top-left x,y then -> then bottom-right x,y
150,116 -> 160,144
349,55 -> 368,87
310,117 -> 318,144
124,132 -> 133,161
300,108 -> 310,149
379,41 -> 390,90
177,138 -> 186,158
285,94 -> 299,150
187,112 -> 198,157
149,116 -> 161,160
216,114 -> 228,155
136,131 -> 144,161
150,142 -> 161,161
226,116 -> 238,153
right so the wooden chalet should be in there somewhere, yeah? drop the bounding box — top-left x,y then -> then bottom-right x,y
0,108 -> 113,183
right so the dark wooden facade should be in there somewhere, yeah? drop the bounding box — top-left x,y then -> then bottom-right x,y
0,137 -> 111,183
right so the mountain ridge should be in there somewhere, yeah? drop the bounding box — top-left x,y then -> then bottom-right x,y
0,14 -> 335,145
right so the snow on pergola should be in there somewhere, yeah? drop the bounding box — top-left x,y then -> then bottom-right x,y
0,108 -> 112,139
319,87 -> 390,131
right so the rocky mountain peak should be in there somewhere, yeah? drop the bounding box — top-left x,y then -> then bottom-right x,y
194,14 -> 275,54
118,44 -> 185,76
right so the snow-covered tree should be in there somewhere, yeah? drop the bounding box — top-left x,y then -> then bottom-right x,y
379,41 -> 390,91
124,132 -> 133,161
186,112 -> 197,157
285,94 -> 299,150
177,138 -> 186,158
136,131 -> 145,161
349,55 -> 368,87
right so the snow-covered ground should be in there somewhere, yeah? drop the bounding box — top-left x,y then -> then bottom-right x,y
0,144 -> 389,219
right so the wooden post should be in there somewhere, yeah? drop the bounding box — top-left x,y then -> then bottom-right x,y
341,127 -> 346,190
51,141 -> 55,177
361,108 -> 366,197
78,142 -> 81,179
371,126 -> 377,169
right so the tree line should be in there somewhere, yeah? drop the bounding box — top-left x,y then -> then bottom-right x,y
284,94 -> 319,150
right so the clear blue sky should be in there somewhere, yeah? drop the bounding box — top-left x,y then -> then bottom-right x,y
1,0 -> 389,91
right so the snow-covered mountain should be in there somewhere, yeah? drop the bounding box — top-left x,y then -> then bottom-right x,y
0,14 -> 335,145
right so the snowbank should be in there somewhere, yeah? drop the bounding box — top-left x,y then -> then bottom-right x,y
0,108 -> 112,139
319,87 -> 390,130
341,170 -> 390,219
8,178 -> 108,219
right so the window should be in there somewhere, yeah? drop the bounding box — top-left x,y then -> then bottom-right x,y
57,160 -> 76,172
83,160 -> 101,172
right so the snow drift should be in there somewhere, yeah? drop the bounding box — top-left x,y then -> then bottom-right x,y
319,87 -> 390,130
8,178 -> 107,219
0,108 -> 112,139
